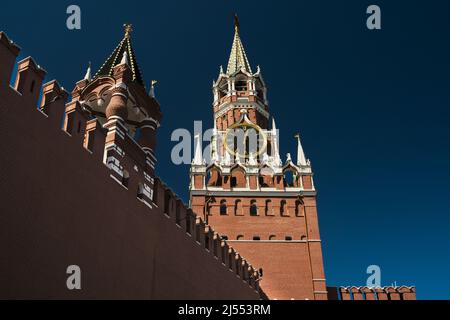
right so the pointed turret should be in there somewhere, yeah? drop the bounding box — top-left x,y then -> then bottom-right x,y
149,80 -> 157,98
211,118 -> 219,163
226,15 -> 252,75
93,24 -> 144,85
83,62 -> 91,81
295,134 -> 308,166
120,51 -> 129,66
70,24 -> 162,166
193,134 -> 203,166
272,118 -> 277,135
272,118 -> 281,166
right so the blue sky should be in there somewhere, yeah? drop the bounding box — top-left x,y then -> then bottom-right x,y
1,0 -> 449,299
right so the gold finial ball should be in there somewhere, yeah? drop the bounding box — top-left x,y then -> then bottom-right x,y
123,24 -> 133,37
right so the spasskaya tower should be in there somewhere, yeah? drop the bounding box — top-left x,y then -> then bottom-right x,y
189,16 -> 327,300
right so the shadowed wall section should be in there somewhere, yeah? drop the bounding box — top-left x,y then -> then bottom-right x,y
0,31 -> 262,300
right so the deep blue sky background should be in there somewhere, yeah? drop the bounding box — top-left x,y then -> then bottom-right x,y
1,0 -> 449,299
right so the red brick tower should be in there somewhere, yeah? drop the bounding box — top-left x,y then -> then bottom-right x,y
67,24 -> 162,206
189,17 -> 327,300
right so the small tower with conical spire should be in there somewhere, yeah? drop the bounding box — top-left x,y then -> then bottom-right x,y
212,15 -> 269,131
65,24 -> 162,208
189,16 -> 327,301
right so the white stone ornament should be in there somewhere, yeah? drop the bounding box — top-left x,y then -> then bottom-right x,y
286,153 -> 292,163
248,153 -> 257,166
120,51 -> 129,66
295,134 -> 308,166
83,62 -> 91,81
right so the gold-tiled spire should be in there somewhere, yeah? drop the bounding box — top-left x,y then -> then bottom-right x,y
226,15 -> 252,75
93,24 -> 144,86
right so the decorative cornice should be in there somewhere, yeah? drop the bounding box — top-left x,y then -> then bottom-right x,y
215,101 -> 269,120
190,190 -> 317,197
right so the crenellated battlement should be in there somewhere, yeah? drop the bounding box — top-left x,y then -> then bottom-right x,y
0,31 -> 153,208
0,30 -> 263,298
153,178 -> 263,292
337,286 -> 416,301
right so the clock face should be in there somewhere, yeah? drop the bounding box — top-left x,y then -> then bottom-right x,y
224,120 -> 268,159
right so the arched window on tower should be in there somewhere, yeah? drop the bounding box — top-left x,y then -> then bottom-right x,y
295,200 -> 304,217
220,200 -> 228,216
280,200 -> 287,216
284,170 -> 296,187
250,200 -> 258,216
218,80 -> 228,100
235,75 -> 248,92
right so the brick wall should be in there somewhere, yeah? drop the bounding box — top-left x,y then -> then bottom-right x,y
0,31 -> 262,300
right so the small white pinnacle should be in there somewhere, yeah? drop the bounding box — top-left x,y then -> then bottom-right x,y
84,62 -> 92,81
120,51 -> 129,66
149,80 -> 157,98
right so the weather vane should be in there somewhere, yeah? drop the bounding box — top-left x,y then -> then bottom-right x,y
234,14 -> 240,31
123,23 -> 133,37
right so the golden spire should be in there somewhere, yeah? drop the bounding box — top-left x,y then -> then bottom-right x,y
226,14 -> 252,74
94,23 -> 144,85
123,24 -> 133,38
